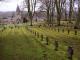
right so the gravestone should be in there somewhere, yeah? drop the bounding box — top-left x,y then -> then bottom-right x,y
41,35 -> 43,41
54,40 -> 58,51
74,26 -> 78,35
35,32 -> 36,36
46,36 -> 49,45
38,24 -> 41,28
67,46 -> 74,60
74,30 -> 77,35
68,30 -> 70,34
37,33 -> 39,38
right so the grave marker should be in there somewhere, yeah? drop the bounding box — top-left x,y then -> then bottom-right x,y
35,32 -> 36,36
68,30 -> 70,34
37,33 -> 39,38
67,46 -> 74,60
54,40 -> 58,51
46,36 -> 49,45
74,30 -> 77,35
41,35 -> 43,41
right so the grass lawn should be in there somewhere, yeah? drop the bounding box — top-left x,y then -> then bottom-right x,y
28,25 -> 80,60
0,24 -> 79,60
0,26 -> 44,60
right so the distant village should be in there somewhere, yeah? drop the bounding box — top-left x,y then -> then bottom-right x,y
0,5 -> 23,24
0,5 -> 46,25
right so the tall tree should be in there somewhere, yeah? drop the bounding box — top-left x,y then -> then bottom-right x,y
76,0 -> 80,28
64,0 -> 67,21
25,0 -> 37,26
55,0 -> 62,26
69,0 -> 74,23
39,0 -> 55,24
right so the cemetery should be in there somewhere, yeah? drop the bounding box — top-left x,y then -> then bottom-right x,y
0,0 -> 80,60
0,23 -> 80,60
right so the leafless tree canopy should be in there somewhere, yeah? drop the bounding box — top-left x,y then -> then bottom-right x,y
23,0 -> 80,27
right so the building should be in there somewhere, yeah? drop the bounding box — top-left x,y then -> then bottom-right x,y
15,5 -> 23,23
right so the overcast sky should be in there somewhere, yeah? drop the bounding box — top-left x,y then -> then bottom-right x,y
0,0 -> 78,12
0,0 -> 23,12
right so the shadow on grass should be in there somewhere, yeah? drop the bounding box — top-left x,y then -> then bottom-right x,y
0,39 -> 4,60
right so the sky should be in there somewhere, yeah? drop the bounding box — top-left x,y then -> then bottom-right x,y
0,0 -> 23,12
0,0 -> 78,12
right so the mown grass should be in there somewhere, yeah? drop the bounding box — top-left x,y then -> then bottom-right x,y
28,25 -> 80,60
0,24 -> 79,60
0,26 -> 44,60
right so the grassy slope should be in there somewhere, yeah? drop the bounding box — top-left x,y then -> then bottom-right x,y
0,27 -> 45,60
0,25 -> 79,60
28,26 -> 80,60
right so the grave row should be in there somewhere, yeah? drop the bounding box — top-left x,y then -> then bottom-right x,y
37,25 -> 78,35
48,27 -> 78,35
27,28 -> 74,60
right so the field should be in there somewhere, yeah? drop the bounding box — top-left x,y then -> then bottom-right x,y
0,24 -> 80,60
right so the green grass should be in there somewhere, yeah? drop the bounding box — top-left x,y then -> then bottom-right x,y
28,26 -> 80,60
0,24 -> 79,60
0,26 -> 44,60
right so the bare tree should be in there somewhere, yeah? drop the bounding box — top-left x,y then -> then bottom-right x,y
39,0 -> 67,26
24,0 -> 78,27
25,0 -> 37,26
55,0 -> 62,26
64,0 -> 67,21
39,0 -> 55,25
75,0 -> 80,28
69,0 -> 74,23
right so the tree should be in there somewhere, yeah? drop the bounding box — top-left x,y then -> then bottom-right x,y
69,0 -> 74,23
55,0 -> 62,26
75,0 -> 80,28
39,0 -> 68,26
39,0 -> 55,25
25,0 -> 37,26
33,0 -> 78,27
64,0 -> 67,21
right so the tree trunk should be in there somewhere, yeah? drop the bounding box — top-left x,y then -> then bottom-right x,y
55,0 -> 61,26
69,0 -> 73,23
75,0 -> 80,28
47,7 -> 50,24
